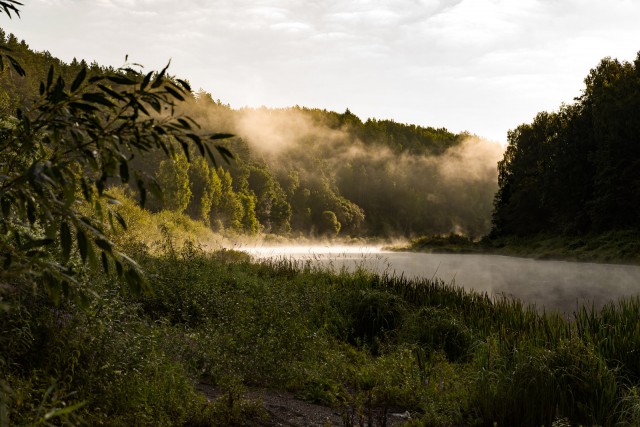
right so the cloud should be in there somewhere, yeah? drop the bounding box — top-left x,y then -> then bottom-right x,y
6,0 -> 640,145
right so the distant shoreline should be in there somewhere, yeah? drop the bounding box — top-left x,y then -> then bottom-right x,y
390,231 -> 640,266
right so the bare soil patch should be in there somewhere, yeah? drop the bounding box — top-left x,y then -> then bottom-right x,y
196,383 -> 411,426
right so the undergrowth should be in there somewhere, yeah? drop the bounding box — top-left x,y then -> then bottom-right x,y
3,226 -> 640,425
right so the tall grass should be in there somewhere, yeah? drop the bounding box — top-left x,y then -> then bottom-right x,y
4,225 -> 640,425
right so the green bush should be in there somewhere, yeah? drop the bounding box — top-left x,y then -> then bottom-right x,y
343,289 -> 407,352
399,306 -> 475,361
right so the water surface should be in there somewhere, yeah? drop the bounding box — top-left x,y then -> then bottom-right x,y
243,246 -> 640,313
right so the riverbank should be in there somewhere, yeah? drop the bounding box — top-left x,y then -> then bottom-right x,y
4,239 -> 640,425
396,230 -> 640,265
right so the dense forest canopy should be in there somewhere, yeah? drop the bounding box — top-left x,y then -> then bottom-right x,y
491,52 -> 640,237
0,30 -> 503,240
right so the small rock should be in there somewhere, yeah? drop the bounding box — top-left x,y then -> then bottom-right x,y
391,411 -> 411,419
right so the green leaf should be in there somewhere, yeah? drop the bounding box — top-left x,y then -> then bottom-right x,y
82,92 -> 116,108
136,178 -> 147,208
71,67 -> 87,92
44,401 -> 86,419
44,272 -> 60,306
77,229 -> 88,263
95,238 -> 112,253
165,85 -> 184,101
21,238 -> 54,251
204,144 -> 219,168
46,65 -> 54,90
0,196 -> 10,217
113,211 -> 127,230
98,84 -> 126,101
119,161 -> 129,183
88,75 -> 106,83
186,134 -> 205,157
177,79 -> 191,91
216,145 -> 234,163
210,133 -> 234,140
106,75 -> 137,85
0,1 -> 22,19
101,251 -> 109,274
179,140 -> 191,162
140,71 -> 153,90
125,268 -> 143,294
60,221 -> 72,262
176,118 -> 190,129
7,55 -> 25,76
115,260 -> 123,278
147,178 -> 163,201
69,102 -> 100,113
151,61 -> 170,88
75,292 -> 90,310
26,199 -> 36,224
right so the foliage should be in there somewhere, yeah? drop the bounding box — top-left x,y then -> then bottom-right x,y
492,53 -> 640,238
156,151 -> 192,214
3,213 -> 640,424
0,26 -> 502,240
214,167 -> 244,231
186,156 -> 218,225
0,51 -> 233,306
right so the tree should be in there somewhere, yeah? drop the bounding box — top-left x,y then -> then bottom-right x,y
238,191 -> 260,234
319,210 -> 341,236
247,164 -> 291,233
214,167 -> 243,231
186,155 -> 218,225
490,53 -> 640,237
156,151 -> 191,214
0,51 -> 232,305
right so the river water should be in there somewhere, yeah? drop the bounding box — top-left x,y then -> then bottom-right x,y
242,246 -> 640,313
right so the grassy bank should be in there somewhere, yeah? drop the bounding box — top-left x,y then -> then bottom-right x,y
400,231 -> 640,264
4,230 -> 640,425
3,193 -> 640,425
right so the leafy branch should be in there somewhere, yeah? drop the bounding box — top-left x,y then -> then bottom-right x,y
0,60 -> 233,306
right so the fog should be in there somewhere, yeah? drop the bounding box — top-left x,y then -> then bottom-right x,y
244,246 -> 640,313
191,101 -> 505,237
180,99 -> 640,313
234,107 -> 502,187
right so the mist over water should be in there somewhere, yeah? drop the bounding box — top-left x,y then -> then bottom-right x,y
185,99 -> 504,238
244,246 -> 640,313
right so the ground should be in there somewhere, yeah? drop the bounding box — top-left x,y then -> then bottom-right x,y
196,383 -> 411,426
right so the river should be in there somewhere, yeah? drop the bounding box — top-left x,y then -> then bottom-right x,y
242,246 -> 640,313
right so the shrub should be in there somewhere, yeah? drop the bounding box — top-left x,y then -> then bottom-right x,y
399,306 -> 474,361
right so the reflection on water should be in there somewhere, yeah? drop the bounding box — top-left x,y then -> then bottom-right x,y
242,245 -> 640,313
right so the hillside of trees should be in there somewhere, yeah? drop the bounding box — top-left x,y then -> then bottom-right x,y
0,29 -> 502,240
7,5 -> 640,423
491,53 -> 640,238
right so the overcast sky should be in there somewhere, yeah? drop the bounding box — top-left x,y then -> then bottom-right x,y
2,0 -> 639,144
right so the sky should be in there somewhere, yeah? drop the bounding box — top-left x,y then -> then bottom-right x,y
2,0 -> 640,144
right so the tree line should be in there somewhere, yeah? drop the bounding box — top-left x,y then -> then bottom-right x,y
0,29 -> 501,239
492,53 -> 640,237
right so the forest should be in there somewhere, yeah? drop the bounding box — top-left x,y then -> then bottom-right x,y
5,1 -> 640,424
0,27 -> 502,241
491,53 -> 640,238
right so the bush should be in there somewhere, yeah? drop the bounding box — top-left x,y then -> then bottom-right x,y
342,289 -> 407,352
399,306 -> 474,361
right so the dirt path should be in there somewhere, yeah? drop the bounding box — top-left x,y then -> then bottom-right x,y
196,383 -> 411,426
